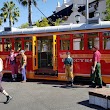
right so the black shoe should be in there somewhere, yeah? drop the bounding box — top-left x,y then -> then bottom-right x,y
97,85 -> 102,88
13,78 -> 16,81
66,81 -> 70,86
70,83 -> 74,87
89,85 -> 96,88
4,96 -> 12,104
66,83 -> 69,86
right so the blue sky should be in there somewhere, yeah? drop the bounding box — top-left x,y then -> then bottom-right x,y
0,0 -> 69,30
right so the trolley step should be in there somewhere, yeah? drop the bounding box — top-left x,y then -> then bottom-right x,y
35,68 -> 58,76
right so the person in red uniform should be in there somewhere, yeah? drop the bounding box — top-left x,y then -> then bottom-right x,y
0,58 -> 12,104
90,46 -> 102,88
5,49 -> 19,81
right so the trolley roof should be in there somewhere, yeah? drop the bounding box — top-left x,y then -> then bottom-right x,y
0,20 -> 110,37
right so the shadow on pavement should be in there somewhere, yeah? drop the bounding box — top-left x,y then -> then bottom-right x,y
78,100 -> 106,110
28,79 -> 91,89
36,80 -> 65,86
2,73 -> 22,82
0,101 -> 6,104
52,84 -> 90,89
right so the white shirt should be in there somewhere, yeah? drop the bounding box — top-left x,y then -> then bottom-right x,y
0,58 -> 3,72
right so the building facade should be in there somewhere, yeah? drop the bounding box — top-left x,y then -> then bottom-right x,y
48,0 -> 106,24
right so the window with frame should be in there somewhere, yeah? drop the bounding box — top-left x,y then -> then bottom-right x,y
60,40 -> 70,50
38,39 -> 52,52
14,38 -> 22,51
73,34 -> 84,50
60,34 -> 70,50
87,33 -> 99,50
24,37 -> 32,51
4,38 -> 12,51
103,31 -> 110,50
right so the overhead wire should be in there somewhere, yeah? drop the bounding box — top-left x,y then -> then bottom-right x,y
35,6 -> 55,26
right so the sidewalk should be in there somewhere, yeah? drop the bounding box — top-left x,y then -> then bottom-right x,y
89,87 -> 110,109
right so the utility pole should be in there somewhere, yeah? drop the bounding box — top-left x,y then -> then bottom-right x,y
86,0 -> 89,23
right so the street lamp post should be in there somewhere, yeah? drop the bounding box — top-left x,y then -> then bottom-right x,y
86,0 -> 89,23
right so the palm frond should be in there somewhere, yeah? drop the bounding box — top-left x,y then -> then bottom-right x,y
0,1 -> 20,26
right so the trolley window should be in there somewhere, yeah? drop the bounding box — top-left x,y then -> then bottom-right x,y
24,37 -> 32,51
4,38 -> 12,51
60,40 -> 70,50
103,31 -> 110,50
73,34 -> 84,50
38,39 -> 52,52
14,38 -> 22,51
59,34 -> 70,50
87,32 -> 99,50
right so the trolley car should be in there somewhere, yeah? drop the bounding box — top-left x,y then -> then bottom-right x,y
0,19 -> 110,84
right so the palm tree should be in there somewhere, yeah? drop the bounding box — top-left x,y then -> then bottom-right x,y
17,0 -> 46,26
0,1 -> 20,27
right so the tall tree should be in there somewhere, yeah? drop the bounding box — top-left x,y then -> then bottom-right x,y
54,18 -> 64,26
17,0 -> 46,26
19,22 -> 29,28
0,1 -> 20,27
39,17 -> 49,27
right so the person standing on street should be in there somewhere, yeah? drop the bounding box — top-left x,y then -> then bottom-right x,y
90,46 -> 102,88
5,49 -> 18,81
20,50 -> 27,83
63,52 -> 74,87
0,58 -> 12,104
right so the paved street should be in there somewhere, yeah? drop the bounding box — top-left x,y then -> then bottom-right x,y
0,81 -> 105,110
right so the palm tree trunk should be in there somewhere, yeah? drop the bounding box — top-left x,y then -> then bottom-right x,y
28,0 -> 32,26
9,14 -> 11,27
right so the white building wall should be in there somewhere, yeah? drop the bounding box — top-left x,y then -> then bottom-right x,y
97,0 -> 106,20
65,11 -> 85,24
56,0 -> 106,24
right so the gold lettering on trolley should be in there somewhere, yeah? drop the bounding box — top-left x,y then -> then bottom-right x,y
73,59 -> 92,63
60,54 -> 92,59
60,53 -> 110,63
